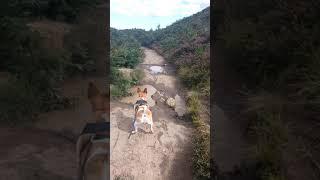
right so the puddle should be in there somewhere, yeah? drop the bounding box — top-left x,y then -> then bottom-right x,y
150,66 -> 163,74
174,94 -> 187,116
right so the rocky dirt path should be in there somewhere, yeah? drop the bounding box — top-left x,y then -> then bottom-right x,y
0,75 -> 106,180
110,48 -> 193,180
212,48 -> 250,173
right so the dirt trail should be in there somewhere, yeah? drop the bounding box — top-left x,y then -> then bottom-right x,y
0,75 -> 106,180
110,48 -> 193,180
212,48 -> 249,172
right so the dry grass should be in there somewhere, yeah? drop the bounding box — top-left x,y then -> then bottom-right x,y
187,92 -> 211,179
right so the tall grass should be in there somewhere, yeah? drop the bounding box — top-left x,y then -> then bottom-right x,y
187,92 -> 210,179
246,93 -> 289,180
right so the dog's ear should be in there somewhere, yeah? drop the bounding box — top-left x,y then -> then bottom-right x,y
88,81 -> 100,99
137,87 -> 141,93
143,88 -> 147,94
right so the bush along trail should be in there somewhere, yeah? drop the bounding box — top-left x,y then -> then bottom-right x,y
110,48 -> 194,180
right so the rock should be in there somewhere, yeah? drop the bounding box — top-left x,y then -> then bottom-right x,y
174,94 -> 187,117
152,91 -> 162,101
160,97 -> 166,103
166,97 -> 176,108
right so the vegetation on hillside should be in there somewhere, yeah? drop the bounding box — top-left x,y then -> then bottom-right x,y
110,28 -> 144,98
151,8 -> 211,179
0,0 -> 101,22
215,1 -> 320,179
187,93 -> 211,179
118,8 -> 210,96
0,0 -> 104,125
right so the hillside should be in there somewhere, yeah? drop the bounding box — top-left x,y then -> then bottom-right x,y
151,7 -> 210,96
111,7 -> 210,96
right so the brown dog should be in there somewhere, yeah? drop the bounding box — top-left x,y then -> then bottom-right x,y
87,81 -> 109,122
76,82 -> 109,180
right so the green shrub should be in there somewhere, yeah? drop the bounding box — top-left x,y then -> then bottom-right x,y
249,111 -> 288,180
0,79 -> 40,126
111,46 -> 142,68
110,67 -> 132,98
130,69 -> 144,85
0,17 -> 71,124
64,42 -> 95,75
0,0 -> 102,23
178,64 -> 210,96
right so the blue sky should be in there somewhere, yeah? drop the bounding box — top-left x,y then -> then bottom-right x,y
110,0 -> 210,30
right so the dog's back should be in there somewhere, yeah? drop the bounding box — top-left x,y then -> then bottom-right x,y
135,106 -> 152,124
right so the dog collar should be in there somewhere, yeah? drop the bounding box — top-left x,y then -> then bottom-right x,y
135,99 -> 148,106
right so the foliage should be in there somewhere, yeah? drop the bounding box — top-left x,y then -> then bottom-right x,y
111,28 -> 143,69
0,1 -> 102,124
110,28 -> 144,98
215,1 -> 320,179
0,0 -> 102,22
0,17 -> 67,106
152,7 -> 210,97
64,35 -> 96,75
245,109 -> 287,180
110,8 -> 210,97
130,69 -> 144,85
0,78 -> 40,126
187,93 -> 211,179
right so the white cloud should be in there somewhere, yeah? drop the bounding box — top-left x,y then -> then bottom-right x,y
111,0 -> 210,17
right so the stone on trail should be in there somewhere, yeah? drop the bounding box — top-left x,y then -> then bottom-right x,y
174,94 -> 187,117
166,97 -> 176,108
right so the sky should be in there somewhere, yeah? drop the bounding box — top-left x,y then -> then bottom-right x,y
110,0 -> 210,30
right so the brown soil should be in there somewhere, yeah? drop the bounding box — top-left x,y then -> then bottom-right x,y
212,47 -> 250,172
110,48 -> 193,180
0,75 -> 106,180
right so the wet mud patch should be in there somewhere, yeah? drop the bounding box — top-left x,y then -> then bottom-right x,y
167,141 -> 193,180
160,155 -> 170,176
157,131 -> 164,145
114,110 -> 133,133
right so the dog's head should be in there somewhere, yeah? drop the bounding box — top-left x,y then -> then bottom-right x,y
88,81 -> 109,121
137,87 -> 147,100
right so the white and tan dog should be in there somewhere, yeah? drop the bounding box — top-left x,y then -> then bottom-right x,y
132,87 -> 154,134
